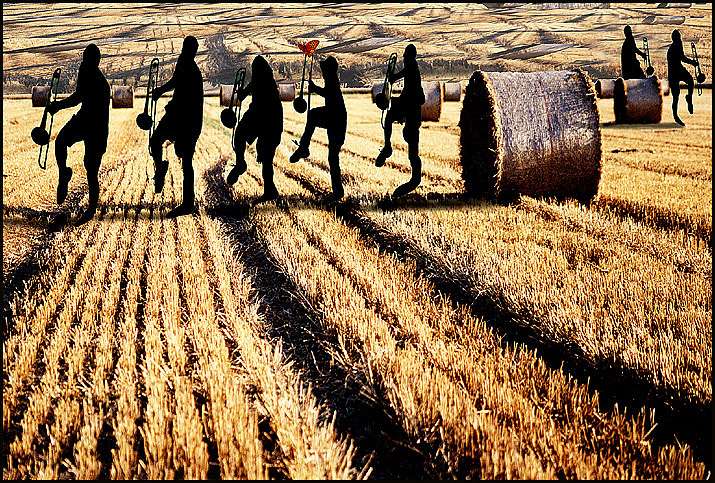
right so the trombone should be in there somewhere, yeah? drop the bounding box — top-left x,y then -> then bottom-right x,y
220,67 -> 246,146
691,41 -> 706,96
136,57 -> 160,151
643,37 -> 654,76
31,68 -> 61,170
374,53 -> 398,128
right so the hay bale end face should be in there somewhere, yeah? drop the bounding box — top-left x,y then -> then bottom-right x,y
31,86 -> 51,107
421,80 -> 444,122
219,84 -> 241,107
595,78 -> 616,98
112,86 -> 134,108
459,69 -> 601,203
278,83 -> 296,101
614,76 -> 663,124
443,82 -> 462,101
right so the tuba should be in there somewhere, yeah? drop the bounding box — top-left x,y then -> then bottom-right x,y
136,58 -> 160,150
31,68 -> 62,170
220,67 -> 246,145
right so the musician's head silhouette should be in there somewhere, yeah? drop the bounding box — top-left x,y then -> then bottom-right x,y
252,55 -> 274,82
83,43 -> 101,68
182,36 -> 199,59
672,29 -> 681,42
624,25 -> 633,38
404,43 -> 417,61
319,55 -> 339,80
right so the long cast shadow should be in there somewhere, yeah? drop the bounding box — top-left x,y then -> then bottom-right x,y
201,165 -> 439,479
282,167 -> 713,468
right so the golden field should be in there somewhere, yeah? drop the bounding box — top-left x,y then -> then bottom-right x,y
1,86 -> 711,478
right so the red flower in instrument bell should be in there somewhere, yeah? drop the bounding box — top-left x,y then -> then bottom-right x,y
297,39 -> 320,55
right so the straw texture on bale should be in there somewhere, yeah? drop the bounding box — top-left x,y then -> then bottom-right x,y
111,86 -> 134,108
420,80 -> 443,122
219,84 -> 241,107
595,78 -> 616,98
31,86 -> 50,107
443,81 -> 462,101
614,76 -> 663,124
278,83 -> 296,101
459,69 -> 601,203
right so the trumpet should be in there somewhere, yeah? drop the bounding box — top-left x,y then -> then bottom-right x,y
31,68 -> 61,170
691,41 -> 706,96
136,57 -> 160,150
643,37 -> 654,76
293,39 -> 320,114
374,53 -> 398,128
220,67 -> 246,145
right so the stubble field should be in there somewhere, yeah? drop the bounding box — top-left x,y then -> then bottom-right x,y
2,87 -> 711,479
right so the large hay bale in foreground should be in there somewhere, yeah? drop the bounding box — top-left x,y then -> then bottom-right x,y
112,86 -> 134,108
614,76 -> 663,124
459,70 -> 601,203
421,81 -> 443,122
595,78 -> 616,98
278,83 -> 296,101
219,84 -> 241,107
31,86 -> 51,107
443,82 -> 462,101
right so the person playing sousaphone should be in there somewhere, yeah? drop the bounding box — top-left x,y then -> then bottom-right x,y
226,55 -> 283,204
289,55 -> 347,201
667,29 -> 699,126
47,43 -> 110,225
621,25 -> 647,80
375,43 -> 425,199
149,35 -> 204,218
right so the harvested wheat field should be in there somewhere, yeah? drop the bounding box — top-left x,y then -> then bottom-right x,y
2,3 -> 713,481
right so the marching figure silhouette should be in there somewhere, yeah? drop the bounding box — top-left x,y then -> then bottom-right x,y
290,55 -> 346,200
621,25 -> 647,80
150,35 -> 203,218
667,29 -> 698,126
375,44 -> 425,199
226,55 -> 283,203
47,43 -> 110,224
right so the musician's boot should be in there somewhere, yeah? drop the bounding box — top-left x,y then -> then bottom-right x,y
57,167 -> 73,204
166,203 -> 195,218
254,184 -> 280,205
154,160 -> 169,193
375,144 -> 392,167
685,94 -> 694,114
290,144 -> 310,163
227,157 -> 247,185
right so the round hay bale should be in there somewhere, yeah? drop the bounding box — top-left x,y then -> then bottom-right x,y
31,85 -> 51,107
219,84 -> 241,107
459,69 -> 601,203
112,86 -> 134,108
595,78 -> 616,99
278,83 -> 296,101
443,82 -> 462,101
614,76 -> 663,124
421,80 -> 443,122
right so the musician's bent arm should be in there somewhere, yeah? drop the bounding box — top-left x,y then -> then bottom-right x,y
236,81 -> 252,101
48,89 -> 81,114
308,80 -> 325,97
389,68 -> 406,84
153,73 -> 177,100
